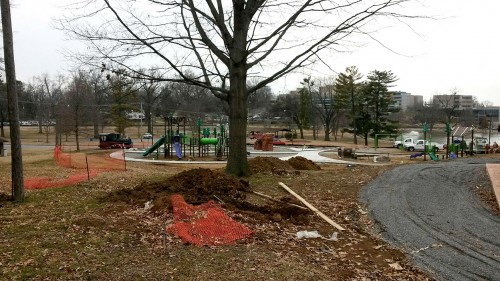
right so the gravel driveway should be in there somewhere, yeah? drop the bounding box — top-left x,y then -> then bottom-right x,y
361,158 -> 500,280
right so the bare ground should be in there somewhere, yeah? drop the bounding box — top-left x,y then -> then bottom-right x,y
0,145 -> 498,280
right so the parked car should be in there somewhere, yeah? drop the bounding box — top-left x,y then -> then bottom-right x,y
143,132 -> 153,139
394,137 -> 416,149
404,139 -> 444,152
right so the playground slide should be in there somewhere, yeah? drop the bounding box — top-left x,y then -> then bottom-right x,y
142,136 -> 166,157
428,153 -> 439,161
174,142 -> 182,159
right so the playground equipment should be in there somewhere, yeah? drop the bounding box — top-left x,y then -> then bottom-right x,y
141,116 -> 229,160
143,136 -> 166,157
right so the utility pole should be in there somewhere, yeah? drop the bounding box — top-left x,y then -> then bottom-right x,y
1,0 -> 24,201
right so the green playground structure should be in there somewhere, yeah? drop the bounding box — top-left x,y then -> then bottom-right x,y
140,115 -> 229,160
143,136 -> 166,157
199,138 -> 218,145
428,153 -> 439,161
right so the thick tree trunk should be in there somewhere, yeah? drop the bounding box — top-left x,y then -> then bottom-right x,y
38,118 -> 42,134
1,0 -> 24,201
75,110 -> 80,151
45,125 -> 49,143
324,128 -> 330,141
145,104 -> 152,133
351,89 -> 357,145
225,63 -> 249,177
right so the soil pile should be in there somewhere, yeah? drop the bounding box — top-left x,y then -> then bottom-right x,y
248,156 -> 321,174
103,167 -> 309,221
248,157 -> 293,173
287,156 -> 321,170
104,168 -> 249,211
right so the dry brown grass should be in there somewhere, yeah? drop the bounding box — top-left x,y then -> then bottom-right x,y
0,144 -> 433,280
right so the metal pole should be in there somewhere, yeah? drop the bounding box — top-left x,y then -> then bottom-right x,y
123,146 -> 127,171
85,154 -> 90,181
488,114 -> 492,145
140,102 -> 143,138
423,130 -> 427,161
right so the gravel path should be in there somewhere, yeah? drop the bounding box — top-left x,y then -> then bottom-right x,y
361,158 -> 500,280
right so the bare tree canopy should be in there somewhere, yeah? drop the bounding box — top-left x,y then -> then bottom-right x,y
58,0 -> 422,176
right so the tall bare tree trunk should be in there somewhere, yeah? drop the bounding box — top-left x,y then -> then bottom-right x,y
1,0 -> 24,201
75,108 -> 80,151
351,90 -> 358,145
225,63 -> 249,177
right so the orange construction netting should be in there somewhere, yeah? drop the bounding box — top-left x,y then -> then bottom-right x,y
24,146 -> 126,190
166,194 -> 253,246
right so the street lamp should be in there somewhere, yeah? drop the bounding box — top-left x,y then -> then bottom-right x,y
487,113 -> 492,145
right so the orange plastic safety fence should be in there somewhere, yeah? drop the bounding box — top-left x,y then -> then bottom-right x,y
25,146 -> 126,190
166,194 -> 253,246
24,170 -> 100,190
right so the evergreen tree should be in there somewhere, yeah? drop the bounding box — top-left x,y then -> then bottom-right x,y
335,66 -> 363,144
363,70 -> 399,140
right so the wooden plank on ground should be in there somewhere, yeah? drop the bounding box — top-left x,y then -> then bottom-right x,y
278,182 -> 345,231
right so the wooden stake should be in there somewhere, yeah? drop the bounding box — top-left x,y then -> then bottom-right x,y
251,191 -> 308,210
278,182 -> 345,231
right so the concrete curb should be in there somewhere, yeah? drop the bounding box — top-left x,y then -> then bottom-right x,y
486,163 -> 500,208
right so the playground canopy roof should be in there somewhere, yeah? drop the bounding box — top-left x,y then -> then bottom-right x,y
275,128 -> 293,137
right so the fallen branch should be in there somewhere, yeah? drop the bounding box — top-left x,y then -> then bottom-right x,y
251,191 -> 308,210
278,182 -> 345,231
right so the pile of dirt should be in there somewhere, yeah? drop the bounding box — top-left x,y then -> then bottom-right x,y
104,168 -> 249,211
248,157 -> 293,173
248,156 -> 321,174
287,156 -> 321,170
103,168 -> 310,222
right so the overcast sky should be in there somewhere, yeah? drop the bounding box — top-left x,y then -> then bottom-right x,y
8,0 -> 500,106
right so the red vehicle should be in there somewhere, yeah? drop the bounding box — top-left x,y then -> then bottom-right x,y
273,137 -> 286,145
99,133 -> 133,149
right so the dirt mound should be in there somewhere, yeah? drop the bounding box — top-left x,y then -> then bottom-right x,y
104,168 -> 249,211
248,157 -> 293,174
248,156 -> 321,174
287,156 -> 321,170
103,167 -> 310,223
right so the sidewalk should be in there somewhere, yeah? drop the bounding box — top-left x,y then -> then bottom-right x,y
486,164 -> 500,208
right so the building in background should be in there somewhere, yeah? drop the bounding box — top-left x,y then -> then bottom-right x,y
432,94 -> 474,110
390,91 -> 423,110
472,106 -> 500,124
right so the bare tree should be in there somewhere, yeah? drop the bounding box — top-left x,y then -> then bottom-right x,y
65,71 -> 92,151
84,69 -> 108,138
59,0 -> 420,176
314,77 -> 338,141
1,0 -> 24,201
138,69 -> 165,133
432,89 -> 460,124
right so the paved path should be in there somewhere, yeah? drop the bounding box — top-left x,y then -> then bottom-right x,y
120,147 -> 387,166
361,158 -> 500,280
486,164 -> 500,208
